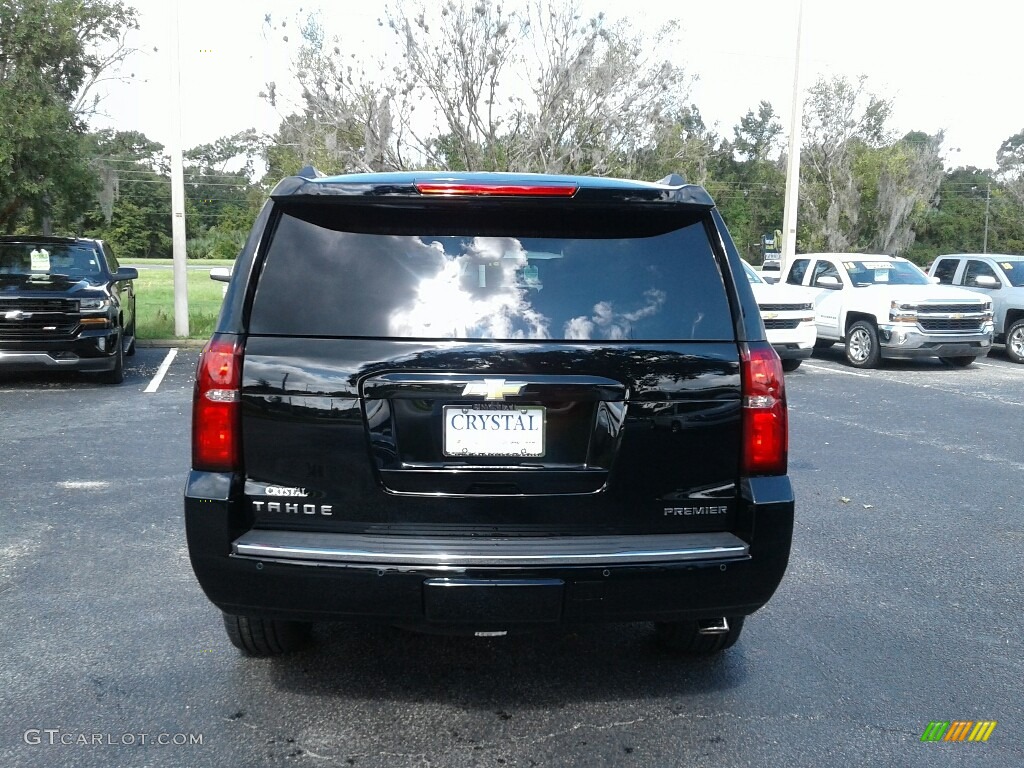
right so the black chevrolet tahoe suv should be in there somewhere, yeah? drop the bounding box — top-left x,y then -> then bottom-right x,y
0,236 -> 137,384
185,170 -> 794,656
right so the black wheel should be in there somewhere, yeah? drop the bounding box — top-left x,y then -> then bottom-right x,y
781,358 -> 802,372
813,339 -> 834,350
939,356 -> 975,368
654,616 -> 745,654
844,320 -> 880,369
222,613 -> 312,656
670,420 -> 681,434
1006,319 -> 1024,364
97,331 -> 124,384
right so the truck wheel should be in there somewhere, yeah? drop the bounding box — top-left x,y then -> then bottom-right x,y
222,613 -> 312,656
939,356 -> 976,367
845,321 -> 881,369
1006,319 -> 1024,364
97,331 -> 125,384
655,616 -> 745,654
781,359 -> 802,372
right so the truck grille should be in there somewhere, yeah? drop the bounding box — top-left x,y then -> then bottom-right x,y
921,304 -> 983,314
919,318 -> 984,332
0,299 -> 80,340
763,318 -> 802,330
758,303 -> 812,312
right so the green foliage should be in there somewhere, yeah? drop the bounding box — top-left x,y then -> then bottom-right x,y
913,166 -> 1024,261
133,266 -> 225,339
0,0 -> 137,231
9,0 -> 1022,275
186,225 -> 247,260
713,103 -> 786,262
79,129 -> 172,258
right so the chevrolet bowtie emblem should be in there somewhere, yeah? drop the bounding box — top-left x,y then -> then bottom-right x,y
461,379 -> 526,401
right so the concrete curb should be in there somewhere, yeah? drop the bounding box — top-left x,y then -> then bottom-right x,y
137,339 -> 208,349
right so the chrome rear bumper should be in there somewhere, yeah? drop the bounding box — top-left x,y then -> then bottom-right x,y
232,530 -> 749,568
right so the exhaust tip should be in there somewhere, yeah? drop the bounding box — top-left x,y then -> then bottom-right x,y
697,617 -> 730,635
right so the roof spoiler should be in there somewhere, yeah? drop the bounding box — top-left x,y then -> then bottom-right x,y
297,165 -> 324,180
657,173 -> 687,186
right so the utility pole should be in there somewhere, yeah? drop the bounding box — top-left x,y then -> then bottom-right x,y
983,182 -> 991,253
780,0 -> 804,281
168,1 -> 189,337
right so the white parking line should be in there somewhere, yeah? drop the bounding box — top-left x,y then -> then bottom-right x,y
974,362 -> 994,367
144,348 -> 178,393
59,481 -> 110,490
802,363 -> 870,378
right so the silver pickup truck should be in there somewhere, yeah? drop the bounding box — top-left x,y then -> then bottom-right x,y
930,254 -> 1024,364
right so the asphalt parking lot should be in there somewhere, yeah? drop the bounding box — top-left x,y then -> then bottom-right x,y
1,347 -> 1022,767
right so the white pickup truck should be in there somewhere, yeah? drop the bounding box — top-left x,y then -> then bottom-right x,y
741,260 -> 816,371
782,253 -> 993,368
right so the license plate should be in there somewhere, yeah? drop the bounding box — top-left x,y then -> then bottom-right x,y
443,405 -> 545,457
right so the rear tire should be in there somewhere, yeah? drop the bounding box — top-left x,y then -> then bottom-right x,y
1005,319 -> 1024,364
222,613 -> 312,656
781,358 -> 802,372
844,321 -> 881,369
654,616 -> 745,654
939,356 -> 975,367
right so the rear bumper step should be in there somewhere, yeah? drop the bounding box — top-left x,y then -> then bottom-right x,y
232,530 -> 749,568
697,617 -> 730,635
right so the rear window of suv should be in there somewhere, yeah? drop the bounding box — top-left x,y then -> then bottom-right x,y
249,203 -> 734,341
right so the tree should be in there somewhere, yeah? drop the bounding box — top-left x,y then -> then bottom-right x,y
261,12 -> 408,175
185,129 -> 262,236
388,0 -> 522,170
508,1 -> 690,175
996,129 -> 1024,210
0,0 -> 138,232
80,129 -> 171,259
914,165 -> 1024,260
868,131 -> 944,255
265,0 -> 693,177
799,75 -> 893,251
733,101 -> 783,164
636,105 -> 723,186
715,102 -> 786,262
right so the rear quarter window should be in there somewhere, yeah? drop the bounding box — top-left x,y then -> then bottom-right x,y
249,204 -> 735,342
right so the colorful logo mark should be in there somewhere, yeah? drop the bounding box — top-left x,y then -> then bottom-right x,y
921,721 -> 997,742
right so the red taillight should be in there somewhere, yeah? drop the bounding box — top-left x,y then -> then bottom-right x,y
192,334 -> 242,472
740,343 -> 788,475
414,182 -> 578,197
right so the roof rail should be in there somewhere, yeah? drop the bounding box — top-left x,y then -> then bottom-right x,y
297,165 -> 324,180
657,173 -> 687,186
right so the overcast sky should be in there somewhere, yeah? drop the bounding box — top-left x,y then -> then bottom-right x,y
93,0 -> 1023,172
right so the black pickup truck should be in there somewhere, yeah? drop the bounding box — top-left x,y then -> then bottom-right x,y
0,236 -> 137,384
185,170 -> 795,657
